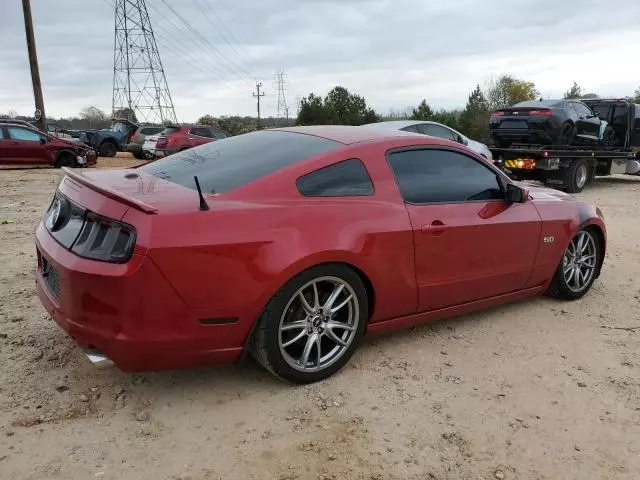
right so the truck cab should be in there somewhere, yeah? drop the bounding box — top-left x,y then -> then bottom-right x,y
582,99 -> 640,150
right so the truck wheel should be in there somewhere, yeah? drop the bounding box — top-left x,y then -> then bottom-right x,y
99,141 -> 118,157
54,152 -> 75,168
564,158 -> 588,193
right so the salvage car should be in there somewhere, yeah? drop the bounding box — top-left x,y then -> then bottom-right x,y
78,118 -> 138,157
35,126 -> 605,383
363,120 -> 493,160
142,124 -> 228,158
490,99 -> 616,148
0,122 -> 96,167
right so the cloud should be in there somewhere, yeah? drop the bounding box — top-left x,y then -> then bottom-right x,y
2,0 -> 639,120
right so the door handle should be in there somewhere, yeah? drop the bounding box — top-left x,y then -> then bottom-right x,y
421,220 -> 447,235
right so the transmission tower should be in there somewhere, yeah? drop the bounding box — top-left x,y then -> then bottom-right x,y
274,70 -> 289,124
112,0 -> 177,125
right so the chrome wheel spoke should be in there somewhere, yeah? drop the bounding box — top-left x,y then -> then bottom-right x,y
315,334 -> 322,367
330,294 -> 353,314
300,333 -> 318,369
572,266 -> 581,289
282,329 -> 307,348
323,283 -> 345,312
326,320 -> 355,332
325,326 -> 348,346
281,320 -> 307,332
565,267 -> 575,284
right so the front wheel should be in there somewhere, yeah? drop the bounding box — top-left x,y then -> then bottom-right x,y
99,141 -> 118,157
557,122 -> 575,147
250,264 -> 368,384
547,229 -> 600,300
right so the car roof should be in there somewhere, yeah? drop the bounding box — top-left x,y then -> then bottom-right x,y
275,125 -> 425,145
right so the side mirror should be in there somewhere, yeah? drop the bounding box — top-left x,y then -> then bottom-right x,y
505,183 -> 528,203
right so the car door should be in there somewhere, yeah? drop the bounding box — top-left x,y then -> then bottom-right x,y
386,147 -> 542,311
5,127 -> 50,164
0,128 -> 7,163
572,102 -> 600,142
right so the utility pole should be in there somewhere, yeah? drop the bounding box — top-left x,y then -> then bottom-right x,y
21,0 -> 47,132
253,81 -> 265,129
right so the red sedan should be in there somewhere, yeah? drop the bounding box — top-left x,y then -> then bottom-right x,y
35,126 -> 606,383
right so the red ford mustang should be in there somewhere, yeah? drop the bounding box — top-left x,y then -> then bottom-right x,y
35,126 -> 606,383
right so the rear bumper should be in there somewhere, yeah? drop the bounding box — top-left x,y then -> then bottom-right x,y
35,223 -> 243,372
492,128 -> 554,145
125,143 -> 142,155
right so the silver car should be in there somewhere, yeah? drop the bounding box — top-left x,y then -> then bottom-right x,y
362,120 -> 493,161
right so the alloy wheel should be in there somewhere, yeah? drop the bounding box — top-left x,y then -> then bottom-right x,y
562,230 -> 597,293
575,164 -> 588,190
278,276 -> 359,373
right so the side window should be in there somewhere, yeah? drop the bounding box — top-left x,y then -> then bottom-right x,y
417,124 -> 456,141
387,149 -> 503,204
190,127 -> 212,138
0,129 -> 5,139
296,159 -> 373,197
574,103 -> 592,117
210,128 -> 228,140
8,127 -> 43,142
401,125 -> 420,133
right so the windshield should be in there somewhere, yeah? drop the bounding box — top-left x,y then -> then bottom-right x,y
111,123 -> 130,134
138,130 -> 341,194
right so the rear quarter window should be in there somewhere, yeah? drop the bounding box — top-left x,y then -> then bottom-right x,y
296,159 -> 373,197
139,130 -> 341,194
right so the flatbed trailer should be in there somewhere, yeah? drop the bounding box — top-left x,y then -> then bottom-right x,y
490,144 -> 639,193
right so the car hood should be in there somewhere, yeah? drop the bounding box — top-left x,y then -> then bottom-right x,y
466,139 -> 492,159
519,183 -> 574,202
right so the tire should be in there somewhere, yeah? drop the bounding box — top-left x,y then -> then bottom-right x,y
564,158 -> 588,193
250,264 -> 368,384
99,141 -> 118,157
557,122 -> 575,147
54,152 -> 75,168
132,151 -> 144,160
547,228 -> 600,300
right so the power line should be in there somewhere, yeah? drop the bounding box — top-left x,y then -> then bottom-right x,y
195,0 -> 266,80
156,0 -> 254,89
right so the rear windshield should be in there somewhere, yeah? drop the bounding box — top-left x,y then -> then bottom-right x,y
138,130 -> 341,194
161,126 -> 181,135
513,100 -> 562,108
141,127 -> 164,135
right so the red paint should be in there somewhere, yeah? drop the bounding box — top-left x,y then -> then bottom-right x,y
34,126 -> 606,372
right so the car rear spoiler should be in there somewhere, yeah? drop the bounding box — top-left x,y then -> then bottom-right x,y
61,167 -> 158,214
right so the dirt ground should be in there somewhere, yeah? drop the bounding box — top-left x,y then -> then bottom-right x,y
1,154 -> 639,480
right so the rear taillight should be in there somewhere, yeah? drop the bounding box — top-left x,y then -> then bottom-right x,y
491,111 -> 505,118
71,213 -> 136,263
156,135 -> 168,148
527,109 -> 552,116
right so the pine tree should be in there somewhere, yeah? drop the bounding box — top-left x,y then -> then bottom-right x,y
459,85 -> 490,143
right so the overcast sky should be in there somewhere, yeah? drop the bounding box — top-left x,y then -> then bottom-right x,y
2,0 -> 640,121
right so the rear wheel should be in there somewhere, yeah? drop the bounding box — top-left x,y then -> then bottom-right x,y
557,122 -> 575,147
54,152 -> 75,168
99,141 -> 118,157
564,158 -> 588,193
547,229 -> 600,300
250,264 -> 368,384
132,151 -> 144,160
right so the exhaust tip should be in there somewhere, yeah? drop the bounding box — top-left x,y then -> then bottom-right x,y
85,349 -> 114,369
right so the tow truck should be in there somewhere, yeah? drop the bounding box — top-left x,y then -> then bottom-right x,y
490,98 -> 640,192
